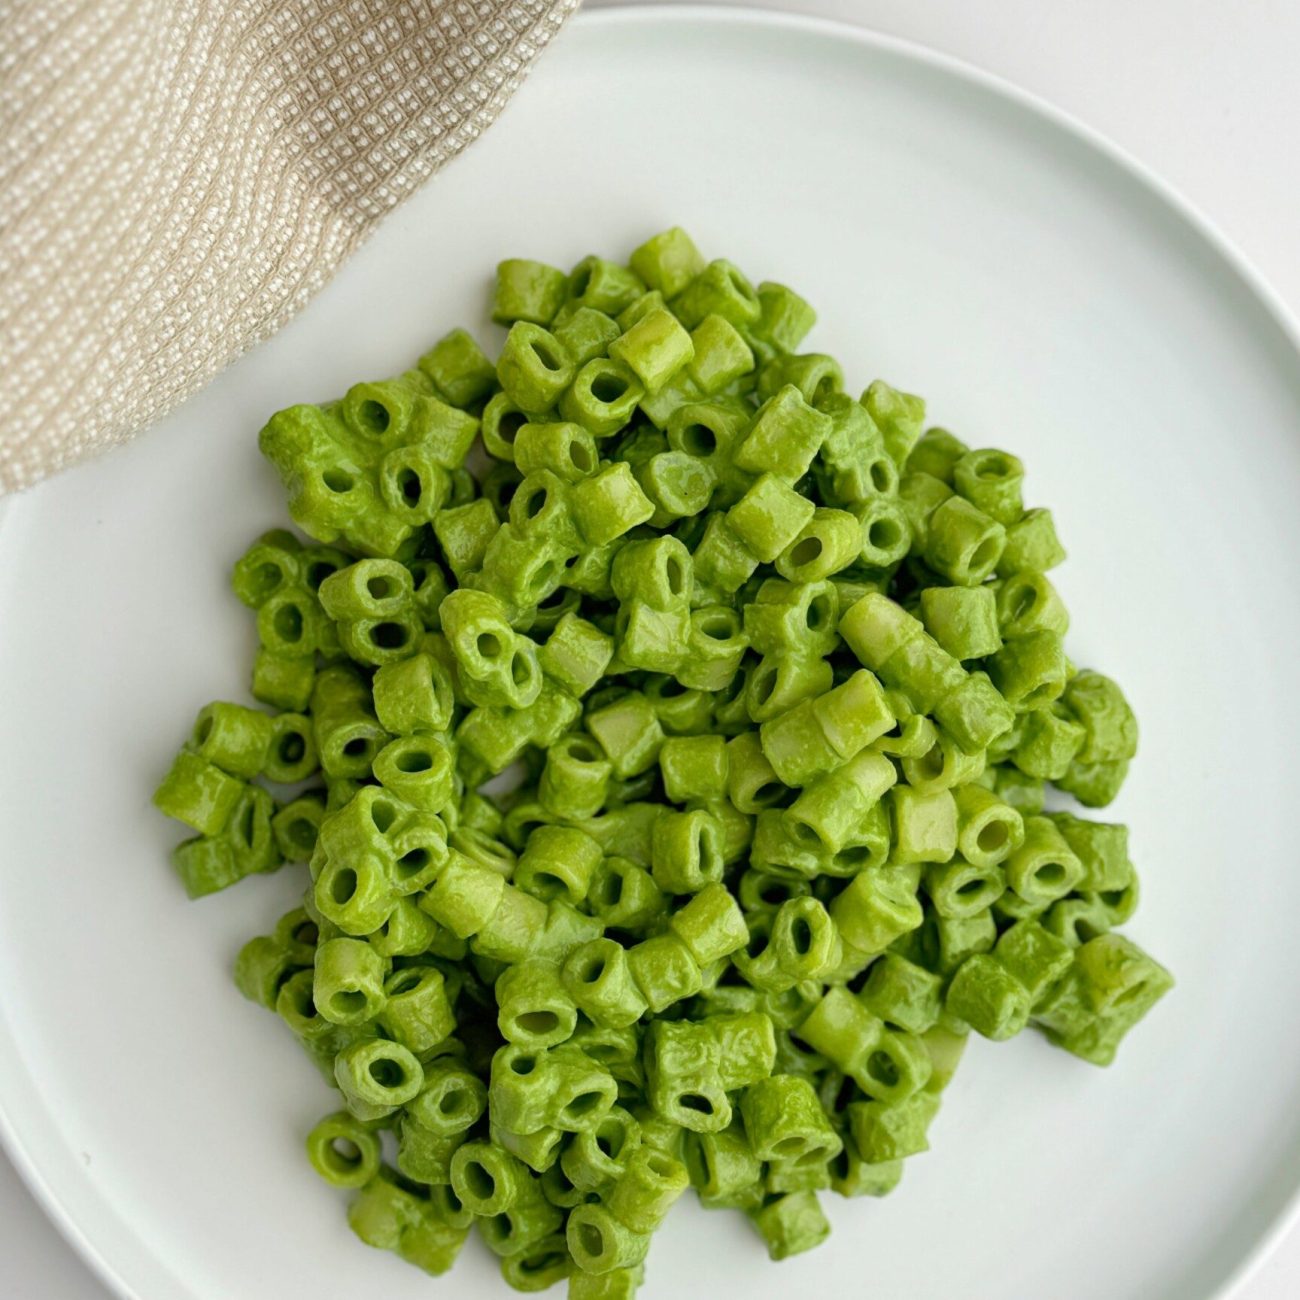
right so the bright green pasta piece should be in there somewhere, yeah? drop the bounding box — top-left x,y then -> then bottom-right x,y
493,259 -> 568,326
749,1190 -> 832,1261
907,427 -> 968,482
919,585 -> 1001,661
1033,934 -> 1173,1065
418,327 -> 497,408
306,1111 -> 383,1189
998,506 -> 1066,575
153,749 -> 245,837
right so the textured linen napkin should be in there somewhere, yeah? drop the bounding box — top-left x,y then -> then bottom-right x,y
0,0 -> 579,494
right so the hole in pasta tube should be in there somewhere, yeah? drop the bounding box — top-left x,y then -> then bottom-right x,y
370,622 -> 409,649
957,876 -> 989,897
528,560 -> 559,596
665,555 -> 685,595
569,441 -> 594,471
974,452 -> 1012,480
356,399 -> 391,434
976,821 -> 1009,853
1034,861 -> 1068,888
493,478 -> 519,512
237,802 -> 257,845
869,459 -> 894,492
273,602 -> 304,643
396,469 -> 422,505
396,848 -> 430,877
440,1089 -> 466,1115
367,575 -> 394,600
368,1057 -> 406,1089
477,632 -> 503,659
868,519 -> 900,550
499,410 -> 525,443
596,1120 -> 625,1158
329,1138 -> 362,1168
591,373 -> 628,404
341,737 -> 371,759
678,1093 -> 714,1115
790,916 -> 814,954
565,1091 -> 605,1118
532,342 -> 562,372
515,1010 -> 561,1038
789,536 -> 823,567
331,989 -> 369,1018
1007,579 -> 1038,621
576,1222 -> 606,1261
509,1055 -> 536,1076
510,652 -> 534,687
679,423 -> 716,456
463,1162 -> 496,1201
293,921 -> 318,946
771,1137 -> 806,1158
322,468 -> 354,493
278,731 -> 306,764
867,1050 -> 900,1088
306,558 -> 341,589
643,1151 -> 679,1181
968,536 -> 1000,573
530,871 -> 564,897
395,749 -> 433,773
329,868 -> 358,905
370,800 -> 397,833
525,487 -> 548,518
807,595 -> 831,629
790,821 -> 821,847
253,562 -> 285,600
388,970 -> 423,996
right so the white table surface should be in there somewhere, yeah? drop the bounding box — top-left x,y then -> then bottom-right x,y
3,1 -> 1297,1296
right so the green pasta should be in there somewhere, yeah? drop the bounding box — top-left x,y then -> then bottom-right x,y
152,227 -> 1172,1296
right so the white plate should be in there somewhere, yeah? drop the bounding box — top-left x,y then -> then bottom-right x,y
3,7 -> 1300,1299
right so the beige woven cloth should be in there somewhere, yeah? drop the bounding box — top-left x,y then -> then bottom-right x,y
0,0 -> 579,494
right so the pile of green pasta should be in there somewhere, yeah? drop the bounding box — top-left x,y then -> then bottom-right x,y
153,228 -> 1172,1297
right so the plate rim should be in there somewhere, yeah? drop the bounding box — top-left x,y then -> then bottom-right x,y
2,5 -> 1298,1298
